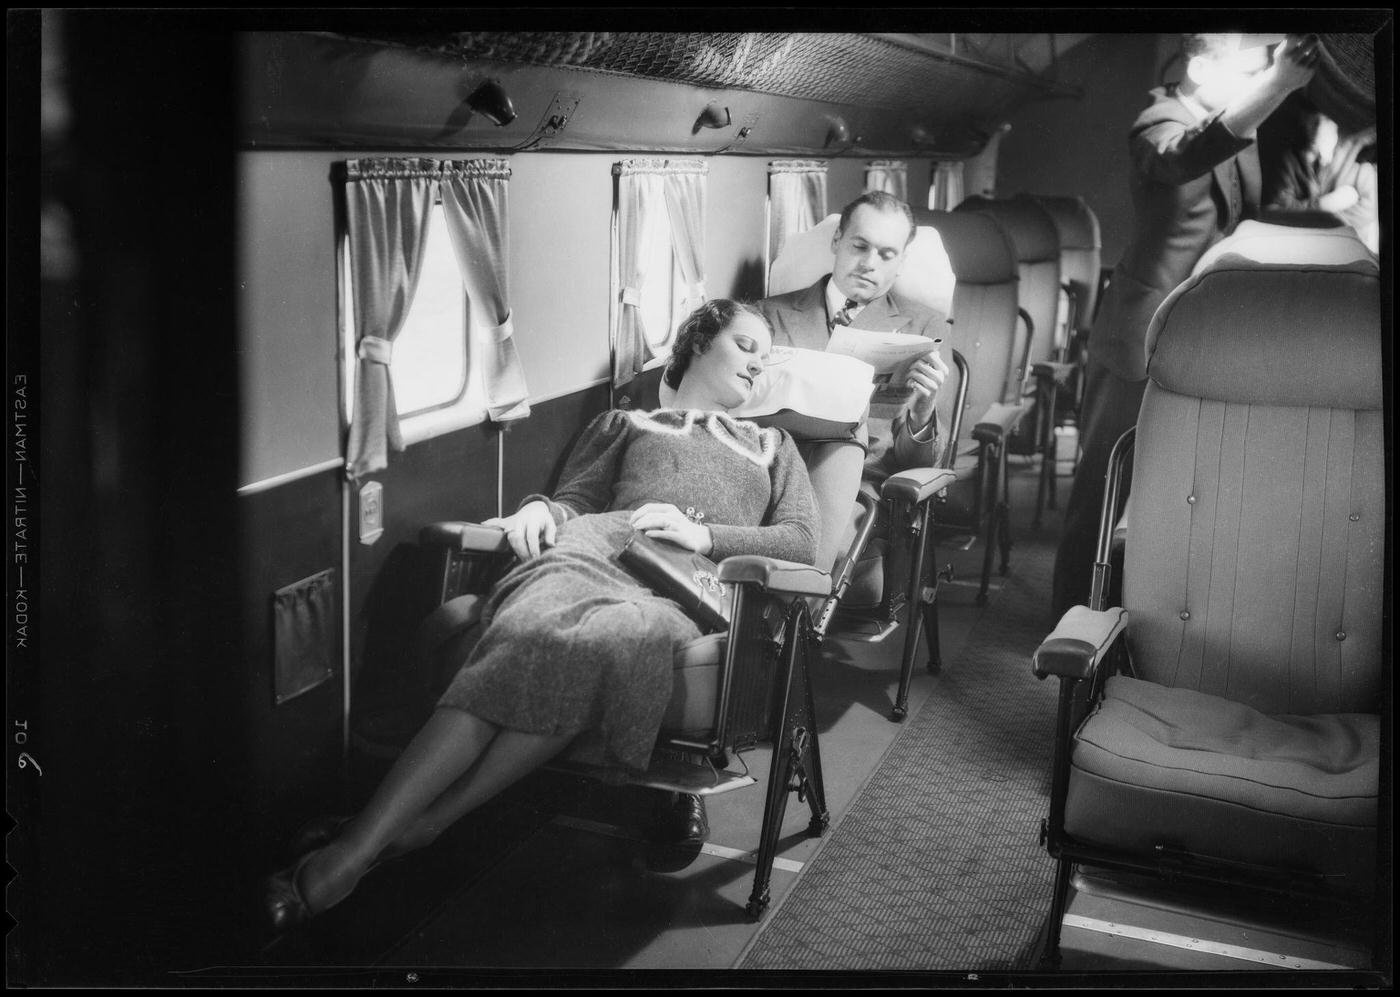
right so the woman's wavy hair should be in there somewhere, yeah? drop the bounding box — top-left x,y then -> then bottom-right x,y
663,299 -> 769,390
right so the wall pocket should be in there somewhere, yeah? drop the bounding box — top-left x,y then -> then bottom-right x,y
272,568 -> 337,705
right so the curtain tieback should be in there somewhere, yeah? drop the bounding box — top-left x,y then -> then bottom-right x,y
471,311 -> 515,344
687,280 -> 706,301
358,336 -> 394,365
621,286 -> 642,307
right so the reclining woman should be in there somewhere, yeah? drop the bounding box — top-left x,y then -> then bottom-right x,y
264,299 -> 820,929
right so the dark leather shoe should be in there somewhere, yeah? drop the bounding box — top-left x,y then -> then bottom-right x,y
660,792 -> 709,844
263,852 -> 317,933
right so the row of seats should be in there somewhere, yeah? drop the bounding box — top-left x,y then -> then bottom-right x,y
408,204 -> 1382,947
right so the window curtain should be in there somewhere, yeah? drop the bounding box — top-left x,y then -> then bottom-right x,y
343,158 -> 436,479
930,161 -> 967,210
612,159 -> 680,389
767,160 -> 828,272
662,160 -> 709,318
440,159 -> 530,424
865,159 -> 909,202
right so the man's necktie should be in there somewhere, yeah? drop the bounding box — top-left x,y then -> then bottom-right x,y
830,297 -> 858,330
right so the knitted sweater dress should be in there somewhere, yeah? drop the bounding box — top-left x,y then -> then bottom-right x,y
437,409 -> 820,771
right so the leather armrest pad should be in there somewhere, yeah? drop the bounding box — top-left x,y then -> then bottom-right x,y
420,521 -> 511,553
974,402 -> 1027,443
1032,605 -> 1127,680
882,467 -> 960,504
718,556 -> 832,597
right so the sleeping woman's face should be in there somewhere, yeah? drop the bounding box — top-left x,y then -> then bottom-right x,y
686,312 -> 773,410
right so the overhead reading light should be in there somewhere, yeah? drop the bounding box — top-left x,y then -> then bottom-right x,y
466,79 -> 517,126
692,102 -> 732,134
824,115 -> 858,151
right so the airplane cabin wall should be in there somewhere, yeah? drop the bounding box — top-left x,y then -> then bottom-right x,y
997,32 -> 1180,265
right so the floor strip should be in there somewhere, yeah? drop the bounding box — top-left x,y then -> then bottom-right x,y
1061,914 -> 1362,971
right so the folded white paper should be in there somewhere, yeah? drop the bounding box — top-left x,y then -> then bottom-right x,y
826,326 -> 941,377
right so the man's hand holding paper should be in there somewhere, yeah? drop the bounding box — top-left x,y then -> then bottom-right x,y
827,325 -> 945,424
897,349 -> 949,429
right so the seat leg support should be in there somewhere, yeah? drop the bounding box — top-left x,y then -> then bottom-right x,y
977,444 -> 1001,605
1040,854 -> 1073,968
746,608 -> 826,920
894,502 -> 937,721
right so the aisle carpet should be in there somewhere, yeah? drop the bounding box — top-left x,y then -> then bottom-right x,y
739,525 -> 1063,972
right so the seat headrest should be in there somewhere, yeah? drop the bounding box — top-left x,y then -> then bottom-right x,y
766,211 -> 956,318
1146,257 -> 1381,410
1191,219 -> 1378,277
1031,194 -> 1102,252
911,208 -> 1018,285
768,215 -> 840,296
954,195 -> 1059,264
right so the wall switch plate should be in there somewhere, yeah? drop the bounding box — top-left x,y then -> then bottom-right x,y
358,480 -> 384,545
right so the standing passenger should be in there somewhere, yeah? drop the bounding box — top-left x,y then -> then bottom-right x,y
1051,33 -> 1319,617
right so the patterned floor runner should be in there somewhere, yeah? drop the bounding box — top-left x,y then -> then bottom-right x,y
739,525 -> 1064,972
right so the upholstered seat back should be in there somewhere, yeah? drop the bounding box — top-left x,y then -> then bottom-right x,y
911,208 -> 1021,453
955,195 -> 1061,368
1123,255 -> 1383,716
1033,194 -> 1102,342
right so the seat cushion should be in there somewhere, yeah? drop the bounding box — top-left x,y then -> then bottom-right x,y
659,632 -> 727,736
1065,675 -> 1379,894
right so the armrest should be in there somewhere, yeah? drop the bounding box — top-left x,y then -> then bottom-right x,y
1031,360 -> 1078,384
718,556 -> 832,597
973,402 -> 1028,445
1031,605 -> 1127,681
882,466 -> 959,505
419,521 -> 511,554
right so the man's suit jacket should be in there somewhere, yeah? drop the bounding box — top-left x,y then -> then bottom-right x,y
1091,85 -> 1261,382
757,275 -> 946,482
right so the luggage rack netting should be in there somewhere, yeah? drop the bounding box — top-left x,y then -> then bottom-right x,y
338,31 -> 1032,117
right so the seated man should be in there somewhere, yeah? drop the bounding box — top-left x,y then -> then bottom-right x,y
758,191 -> 949,597
1267,107 -> 1378,254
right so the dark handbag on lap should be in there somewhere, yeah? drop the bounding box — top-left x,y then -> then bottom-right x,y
618,531 -> 732,633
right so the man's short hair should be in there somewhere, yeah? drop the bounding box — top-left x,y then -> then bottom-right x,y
836,191 -> 917,247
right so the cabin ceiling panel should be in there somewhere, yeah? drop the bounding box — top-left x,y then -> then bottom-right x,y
240,31 -> 1079,157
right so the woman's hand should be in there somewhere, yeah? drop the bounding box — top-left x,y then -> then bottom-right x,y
629,503 -> 714,555
484,500 -> 556,561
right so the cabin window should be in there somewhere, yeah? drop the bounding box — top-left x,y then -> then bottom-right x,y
864,159 -> 909,202
388,202 -> 472,418
611,159 -> 709,394
930,161 -> 967,210
341,157 -> 528,478
340,199 -> 485,448
766,160 -> 828,292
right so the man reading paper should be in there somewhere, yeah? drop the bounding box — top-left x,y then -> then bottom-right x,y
759,191 -> 949,601
758,191 -> 949,486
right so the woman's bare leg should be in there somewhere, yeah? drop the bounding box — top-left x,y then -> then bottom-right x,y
385,726 -> 575,854
294,708 -> 497,913
293,710 -> 573,914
